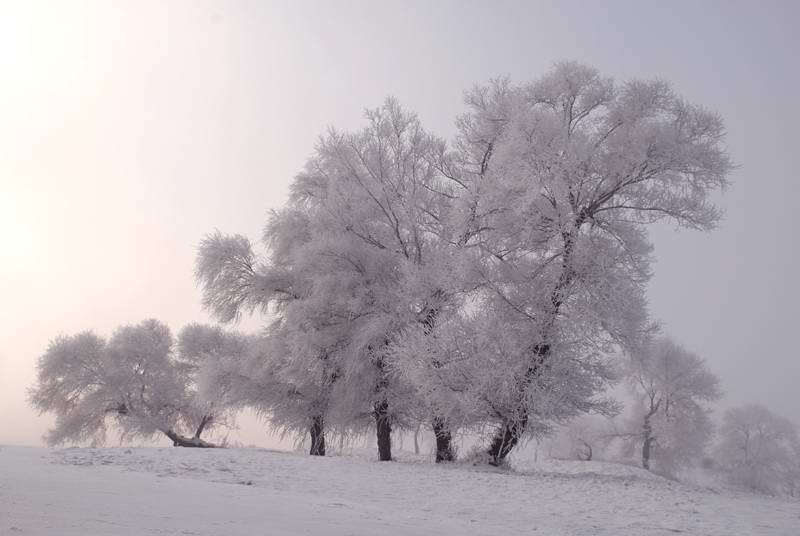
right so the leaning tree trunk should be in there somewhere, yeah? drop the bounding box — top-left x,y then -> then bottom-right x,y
485,225 -> 582,466
486,343 -> 548,465
374,400 -> 392,461
194,415 -> 211,440
162,429 -> 216,448
487,415 -> 529,465
309,415 -> 326,456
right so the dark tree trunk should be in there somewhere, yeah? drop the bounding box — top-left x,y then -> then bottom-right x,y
642,437 -> 653,470
483,239 -> 576,465
309,415 -> 326,456
487,416 -> 528,466
163,429 -> 216,448
486,343 -> 548,465
642,417 -> 654,470
194,415 -> 211,439
421,292 -> 456,463
374,400 -> 392,461
433,417 -> 455,462
641,397 -> 660,470
483,224 -> 585,465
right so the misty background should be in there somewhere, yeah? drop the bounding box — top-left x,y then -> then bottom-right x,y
1,0 -> 798,448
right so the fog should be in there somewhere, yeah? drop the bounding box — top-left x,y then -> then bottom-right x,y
1,0 -> 798,447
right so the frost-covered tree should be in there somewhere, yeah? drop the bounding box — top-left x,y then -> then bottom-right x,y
197,100 -> 463,461
626,336 -> 721,474
436,62 -> 732,464
196,226 -> 343,456
176,323 -> 256,441
714,404 -> 800,496
29,319 -> 226,447
196,63 -> 732,466
290,99 -> 472,461
196,210 -> 397,458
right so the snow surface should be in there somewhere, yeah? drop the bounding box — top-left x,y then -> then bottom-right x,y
1,445 -> 798,535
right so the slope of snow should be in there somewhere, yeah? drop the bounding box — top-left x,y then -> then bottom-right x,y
1,445 -> 797,535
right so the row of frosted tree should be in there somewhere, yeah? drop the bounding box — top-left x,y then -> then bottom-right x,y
32,63 -> 794,493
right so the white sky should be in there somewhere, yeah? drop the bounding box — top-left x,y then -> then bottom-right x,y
1,0 -> 798,447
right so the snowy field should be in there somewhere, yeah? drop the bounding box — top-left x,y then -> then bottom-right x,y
1,446 -> 798,535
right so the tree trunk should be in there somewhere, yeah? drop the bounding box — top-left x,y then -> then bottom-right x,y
309,415 -> 326,456
162,429 -> 216,448
433,417 -> 455,462
483,233 -> 578,466
641,397 -> 660,470
413,423 -> 421,455
484,224 -> 582,465
194,415 -> 211,439
578,439 -> 592,461
487,415 -> 528,466
374,400 -> 392,461
420,292 -> 457,464
642,438 -> 653,470
486,343 -> 548,465
642,417 -> 653,470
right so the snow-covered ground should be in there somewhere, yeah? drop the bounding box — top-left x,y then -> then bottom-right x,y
1,446 -> 797,535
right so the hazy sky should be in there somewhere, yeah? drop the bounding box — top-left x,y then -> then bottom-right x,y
1,0 -> 798,447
